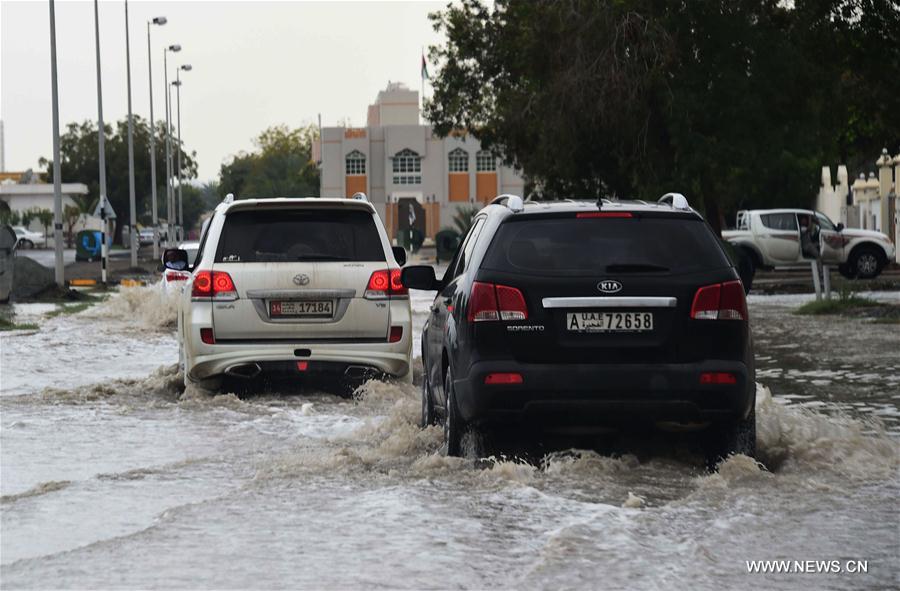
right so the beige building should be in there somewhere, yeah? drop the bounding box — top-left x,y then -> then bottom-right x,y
315,82 -> 525,239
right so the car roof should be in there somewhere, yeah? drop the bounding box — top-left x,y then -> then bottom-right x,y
485,199 -> 702,218
218,197 -> 376,215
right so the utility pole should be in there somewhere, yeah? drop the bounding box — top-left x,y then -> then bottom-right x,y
93,0 -> 109,285
125,0 -> 137,268
49,0 -> 64,286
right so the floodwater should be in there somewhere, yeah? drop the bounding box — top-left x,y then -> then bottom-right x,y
1,288 -> 898,589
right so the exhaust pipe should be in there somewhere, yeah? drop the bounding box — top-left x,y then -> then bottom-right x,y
225,362 -> 262,379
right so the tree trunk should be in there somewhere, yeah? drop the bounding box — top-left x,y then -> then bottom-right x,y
704,198 -> 723,236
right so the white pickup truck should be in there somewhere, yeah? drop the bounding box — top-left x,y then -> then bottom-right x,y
722,209 -> 895,280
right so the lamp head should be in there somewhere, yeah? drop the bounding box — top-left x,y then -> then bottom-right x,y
181,64 -> 193,71
151,16 -> 167,25
168,44 -> 182,52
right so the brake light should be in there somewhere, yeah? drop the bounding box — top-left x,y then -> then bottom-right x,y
389,326 -> 403,343
200,327 -> 215,344
484,372 -> 524,385
496,285 -> 528,320
700,372 -> 737,385
165,270 -> 189,281
365,269 -> 408,299
191,270 -> 238,300
576,212 -> 634,218
296,361 -> 309,372
690,280 -> 746,320
468,282 -> 528,322
468,282 -> 499,322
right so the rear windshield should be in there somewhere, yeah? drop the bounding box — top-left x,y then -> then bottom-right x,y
215,209 -> 385,263
481,215 -> 730,275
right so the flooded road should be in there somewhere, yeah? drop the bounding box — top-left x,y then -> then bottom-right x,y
1,288 -> 898,589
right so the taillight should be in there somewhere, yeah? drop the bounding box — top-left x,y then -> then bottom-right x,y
691,280 -> 746,320
468,282 -> 528,322
468,282 -> 499,322
200,327 -> 215,344
165,270 -> 189,281
192,270 -> 238,300
389,326 -> 403,343
365,269 -> 408,299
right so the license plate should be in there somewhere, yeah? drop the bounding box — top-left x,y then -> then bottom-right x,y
567,312 -> 654,332
270,300 -> 334,318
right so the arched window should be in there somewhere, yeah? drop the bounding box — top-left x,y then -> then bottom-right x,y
392,149 -> 421,185
476,150 -> 496,172
448,148 -> 469,172
345,150 -> 366,175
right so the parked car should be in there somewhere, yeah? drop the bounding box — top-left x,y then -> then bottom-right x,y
160,241 -> 200,290
12,226 -> 46,249
722,209 -> 895,280
138,228 -> 156,246
166,194 -> 412,393
403,194 -> 756,463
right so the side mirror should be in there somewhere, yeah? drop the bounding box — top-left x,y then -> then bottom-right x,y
401,265 -> 439,291
392,245 -> 407,267
835,223 -> 844,232
162,248 -> 189,271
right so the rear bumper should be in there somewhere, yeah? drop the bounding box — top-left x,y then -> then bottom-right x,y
187,337 -> 411,381
454,360 -> 754,428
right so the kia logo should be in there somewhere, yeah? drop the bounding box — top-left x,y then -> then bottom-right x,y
597,280 -> 622,293
293,274 -> 310,286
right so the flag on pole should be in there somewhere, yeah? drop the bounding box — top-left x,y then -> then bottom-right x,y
421,53 -> 429,81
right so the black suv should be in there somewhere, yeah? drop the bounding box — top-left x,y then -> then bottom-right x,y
402,194 -> 755,461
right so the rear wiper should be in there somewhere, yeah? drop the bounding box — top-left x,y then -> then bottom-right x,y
605,263 -> 669,273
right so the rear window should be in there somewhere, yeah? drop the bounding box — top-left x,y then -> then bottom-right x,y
215,209 -> 384,263
481,215 -> 730,275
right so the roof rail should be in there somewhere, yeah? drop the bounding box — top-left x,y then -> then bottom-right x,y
658,192 -> 690,211
223,193 -> 235,204
350,192 -> 368,202
490,194 -> 524,212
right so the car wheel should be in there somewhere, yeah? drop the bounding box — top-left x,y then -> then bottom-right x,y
19,239 -> 34,249
704,407 -> 756,468
421,375 -> 437,428
850,247 -> 883,279
443,368 -> 465,457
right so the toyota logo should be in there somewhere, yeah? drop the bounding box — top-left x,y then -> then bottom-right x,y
293,274 -> 310,286
597,280 -> 622,294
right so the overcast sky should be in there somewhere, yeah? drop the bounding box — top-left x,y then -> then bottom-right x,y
1,0 -> 446,181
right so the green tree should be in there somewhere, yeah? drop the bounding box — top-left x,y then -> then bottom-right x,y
40,117 -> 198,242
34,208 -> 54,246
425,0 -> 900,232
219,125 -> 319,199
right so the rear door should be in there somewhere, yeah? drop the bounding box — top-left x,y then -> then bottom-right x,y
757,212 -> 801,263
210,206 -> 390,341
476,212 -> 737,364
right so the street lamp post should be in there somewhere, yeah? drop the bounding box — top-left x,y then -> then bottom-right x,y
175,64 -> 191,240
92,0 -> 109,286
124,0 -> 137,268
49,0 -> 64,286
146,16 -> 166,259
163,44 -> 181,247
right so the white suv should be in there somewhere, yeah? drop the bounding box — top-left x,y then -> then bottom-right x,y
165,195 -> 412,392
